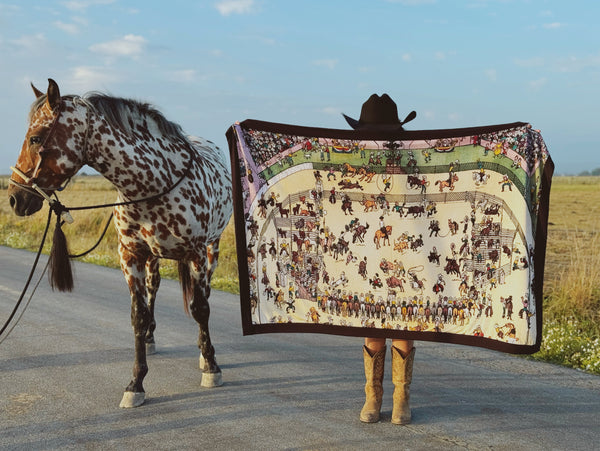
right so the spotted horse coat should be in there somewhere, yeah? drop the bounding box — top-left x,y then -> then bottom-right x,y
8,79 -> 233,407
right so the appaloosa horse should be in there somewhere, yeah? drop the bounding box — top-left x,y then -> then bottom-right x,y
7,79 -> 232,408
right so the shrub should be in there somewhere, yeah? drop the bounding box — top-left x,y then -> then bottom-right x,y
534,318 -> 600,375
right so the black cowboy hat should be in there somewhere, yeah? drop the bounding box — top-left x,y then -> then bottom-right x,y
343,93 -> 416,131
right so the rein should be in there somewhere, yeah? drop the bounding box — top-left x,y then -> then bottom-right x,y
0,209 -> 53,342
1,156 -> 194,342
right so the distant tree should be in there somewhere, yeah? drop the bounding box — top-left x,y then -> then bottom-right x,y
578,167 -> 600,176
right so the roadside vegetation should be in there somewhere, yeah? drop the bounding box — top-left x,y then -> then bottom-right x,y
1,174 -> 598,374
533,176 -> 600,374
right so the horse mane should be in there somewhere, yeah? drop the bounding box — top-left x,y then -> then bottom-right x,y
28,95 -> 49,121
29,91 -> 188,143
82,93 -> 188,141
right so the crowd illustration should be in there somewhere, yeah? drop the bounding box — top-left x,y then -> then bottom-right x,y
238,125 -> 548,346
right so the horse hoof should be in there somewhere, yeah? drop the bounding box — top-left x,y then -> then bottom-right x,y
201,371 -> 223,388
119,391 -> 145,408
146,342 -> 157,355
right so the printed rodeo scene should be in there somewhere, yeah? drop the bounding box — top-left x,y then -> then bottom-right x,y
237,127 -> 544,346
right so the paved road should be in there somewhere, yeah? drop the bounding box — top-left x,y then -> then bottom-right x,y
1,246 -> 599,450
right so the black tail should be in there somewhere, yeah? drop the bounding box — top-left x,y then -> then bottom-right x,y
178,261 -> 193,316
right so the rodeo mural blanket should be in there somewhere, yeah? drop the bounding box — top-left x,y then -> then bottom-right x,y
226,119 -> 553,354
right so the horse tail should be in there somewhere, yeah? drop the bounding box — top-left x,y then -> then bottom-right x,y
178,260 -> 193,316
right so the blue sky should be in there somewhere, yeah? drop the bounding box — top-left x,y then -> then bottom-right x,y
1,0 -> 598,175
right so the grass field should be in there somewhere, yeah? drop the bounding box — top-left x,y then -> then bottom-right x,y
1,174 -> 598,374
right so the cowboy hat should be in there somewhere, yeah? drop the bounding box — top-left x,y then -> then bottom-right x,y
343,93 -> 416,131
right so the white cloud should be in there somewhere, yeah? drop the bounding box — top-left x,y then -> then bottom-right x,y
514,53 -> 600,74
514,57 -> 544,68
385,0 -> 436,5
61,0 -> 116,11
555,54 -> 600,73
543,22 -> 563,29
89,34 -> 147,58
322,106 -> 340,115
10,33 -> 48,51
485,68 -> 497,82
215,0 -> 255,16
68,66 -> 119,90
0,4 -> 20,15
312,59 -> 338,70
402,53 -> 412,62
529,77 -> 547,90
168,69 -> 198,83
54,21 -> 79,34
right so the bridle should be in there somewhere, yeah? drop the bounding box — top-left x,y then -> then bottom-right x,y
9,97 -> 92,221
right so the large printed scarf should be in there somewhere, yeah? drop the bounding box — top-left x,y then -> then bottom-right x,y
226,120 -> 553,354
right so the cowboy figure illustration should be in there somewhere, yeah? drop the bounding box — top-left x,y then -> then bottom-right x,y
499,174 -> 513,192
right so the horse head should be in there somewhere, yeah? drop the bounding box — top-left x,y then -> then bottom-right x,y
9,79 -> 87,216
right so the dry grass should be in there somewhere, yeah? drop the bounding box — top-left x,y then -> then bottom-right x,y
1,174 -> 599,373
545,176 -> 600,327
0,175 -> 238,293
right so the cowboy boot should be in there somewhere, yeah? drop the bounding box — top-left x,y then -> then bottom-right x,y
391,346 -> 415,425
360,345 -> 386,423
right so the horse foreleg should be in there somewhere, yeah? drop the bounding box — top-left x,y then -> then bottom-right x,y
119,249 -> 152,408
145,256 -> 160,355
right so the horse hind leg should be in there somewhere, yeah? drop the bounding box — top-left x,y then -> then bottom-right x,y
145,256 -> 160,355
186,242 -> 223,388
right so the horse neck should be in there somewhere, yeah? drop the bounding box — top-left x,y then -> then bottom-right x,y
86,111 -> 187,198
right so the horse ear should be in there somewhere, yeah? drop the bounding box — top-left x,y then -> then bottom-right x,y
46,78 -> 61,110
31,83 -> 44,98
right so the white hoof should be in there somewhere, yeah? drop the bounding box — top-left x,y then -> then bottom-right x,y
146,342 -> 157,355
201,371 -> 223,388
119,391 -> 145,408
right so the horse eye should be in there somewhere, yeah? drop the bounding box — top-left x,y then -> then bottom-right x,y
29,136 -> 42,146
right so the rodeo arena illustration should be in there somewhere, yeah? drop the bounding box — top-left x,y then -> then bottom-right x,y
231,122 -> 549,348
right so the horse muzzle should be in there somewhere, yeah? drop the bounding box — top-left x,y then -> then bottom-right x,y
7,185 -> 44,216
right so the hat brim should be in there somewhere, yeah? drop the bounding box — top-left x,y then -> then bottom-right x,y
342,113 -> 404,131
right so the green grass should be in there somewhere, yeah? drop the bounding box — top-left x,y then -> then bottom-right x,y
1,174 -> 599,374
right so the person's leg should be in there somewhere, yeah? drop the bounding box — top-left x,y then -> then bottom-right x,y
391,339 -> 413,357
365,337 -> 386,353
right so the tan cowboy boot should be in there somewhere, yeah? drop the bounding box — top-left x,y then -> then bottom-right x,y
391,346 -> 415,425
360,345 -> 386,423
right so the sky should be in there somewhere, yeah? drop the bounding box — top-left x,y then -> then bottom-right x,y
1,0 -> 598,175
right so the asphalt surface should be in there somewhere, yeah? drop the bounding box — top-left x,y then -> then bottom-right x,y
1,246 -> 599,450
